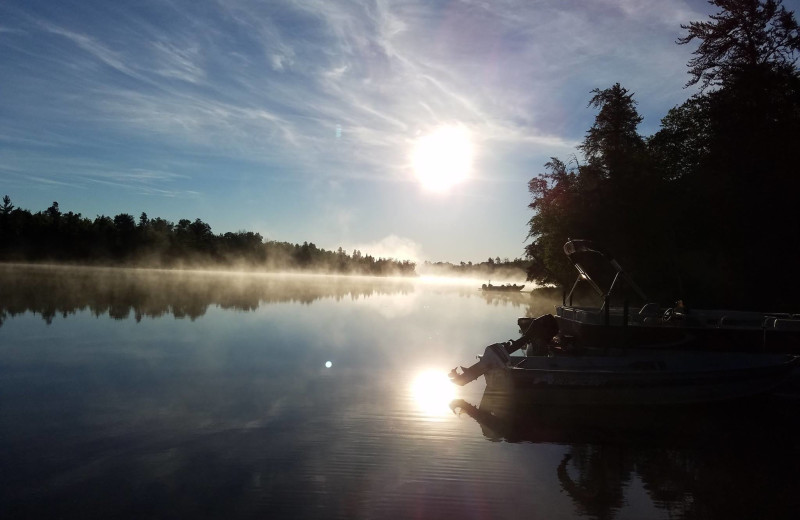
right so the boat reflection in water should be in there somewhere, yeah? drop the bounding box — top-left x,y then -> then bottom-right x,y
451,384 -> 800,520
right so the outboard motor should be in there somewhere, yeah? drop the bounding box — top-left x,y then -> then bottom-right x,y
449,314 -> 560,386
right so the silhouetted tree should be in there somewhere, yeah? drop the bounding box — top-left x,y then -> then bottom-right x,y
648,96 -> 712,182
525,158 -> 581,285
0,198 -> 417,275
113,213 -> 136,259
677,0 -> 800,91
526,84 -> 663,288
579,83 -> 645,180
525,0 -> 800,309
45,201 -> 60,220
669,0 -> 800,307
1,195 -> 13,215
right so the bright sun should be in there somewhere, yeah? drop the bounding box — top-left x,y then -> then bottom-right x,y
411,124 -> 474,192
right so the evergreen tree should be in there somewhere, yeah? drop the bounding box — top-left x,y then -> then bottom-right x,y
525,157 -> 580,286
678,0 -> 800,91
1,195 -> 13,215
579,83 -> 645,180
526,85 -> 661,289
524,1 -> 800,309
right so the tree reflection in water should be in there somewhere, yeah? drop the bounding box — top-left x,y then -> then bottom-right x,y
452,384 -> 800,520
558,450 -> 631,520
0,265 -> 415,326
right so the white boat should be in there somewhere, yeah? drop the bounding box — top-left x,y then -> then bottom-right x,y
449,341 -> 799,406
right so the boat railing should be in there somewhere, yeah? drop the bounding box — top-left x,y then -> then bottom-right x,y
718,315 -> 768,329
559,303 -> 659,324
774,319 -> 800,330
559,301 -> 800,333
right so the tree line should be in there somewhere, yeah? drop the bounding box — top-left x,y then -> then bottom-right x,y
525,0 -> 800,310
0,197 -> 416,276
422,257 -> 530,280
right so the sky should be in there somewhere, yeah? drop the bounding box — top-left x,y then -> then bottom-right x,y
2,0 -> 798,264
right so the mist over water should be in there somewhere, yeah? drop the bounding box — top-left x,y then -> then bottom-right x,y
1,265 -> 799,519
0,264 -> 419,323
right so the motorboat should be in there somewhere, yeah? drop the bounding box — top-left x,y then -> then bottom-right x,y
481,282 -> 525,292
518,240 -> 800,354
449,240 -> 800,405
448,338 -> 799,406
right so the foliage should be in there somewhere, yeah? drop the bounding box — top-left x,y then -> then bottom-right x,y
677,0 -> 800,91
579,83 -> 645,178
526,85 -> 669,292
525,0 -> 800,310
421,257 -> 530,280
525,158 -> 582,286
0,199 -> 416,277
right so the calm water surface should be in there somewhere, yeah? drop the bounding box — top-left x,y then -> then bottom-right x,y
1,265 -> 799,519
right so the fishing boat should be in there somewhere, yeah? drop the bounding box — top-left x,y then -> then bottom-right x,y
448,339 -> 799,406
481,282 -> 525,292
518,239 -> 800,354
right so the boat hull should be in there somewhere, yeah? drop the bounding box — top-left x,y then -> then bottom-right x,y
481,284 -> 525,292
485,353 -> 799,406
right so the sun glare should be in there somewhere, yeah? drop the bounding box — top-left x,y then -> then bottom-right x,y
411,370 -> 456,416
411,124 -> 474,193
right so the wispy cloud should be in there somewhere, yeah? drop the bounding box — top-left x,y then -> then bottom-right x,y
0,0 -> 730,259
3,0 -> 704,183
0,150 -> 197,198
38,21 -> 144,81
0,26 -> 26,34
84,176 -> 201,198
152,40 -> 206,84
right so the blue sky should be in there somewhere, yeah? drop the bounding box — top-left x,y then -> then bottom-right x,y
2,0 -> 795,263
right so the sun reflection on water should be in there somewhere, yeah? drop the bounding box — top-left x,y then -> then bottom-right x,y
410,370 -> 457,417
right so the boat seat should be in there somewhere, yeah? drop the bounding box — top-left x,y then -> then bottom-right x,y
638,303 -> 661,316
718,316 -> 767,328
627,360 -> 667,371
636,303 -> 662,323
773,319 -> 800,331
575,309 -> 602,324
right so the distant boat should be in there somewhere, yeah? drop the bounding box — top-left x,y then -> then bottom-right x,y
481,282 -> 525,292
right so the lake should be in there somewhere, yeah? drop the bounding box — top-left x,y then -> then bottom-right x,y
2,265 -> 799,519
